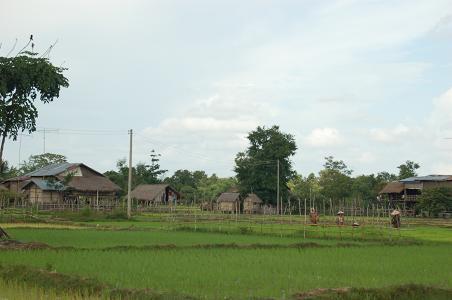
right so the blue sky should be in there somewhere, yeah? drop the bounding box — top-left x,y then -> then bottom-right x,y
1,0 -> 452,177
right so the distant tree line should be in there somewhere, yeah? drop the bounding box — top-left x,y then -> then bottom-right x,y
1,125 -> 450,215
289,157 -> 420,206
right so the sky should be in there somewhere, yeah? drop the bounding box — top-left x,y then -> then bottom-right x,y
1,0 -> 452,178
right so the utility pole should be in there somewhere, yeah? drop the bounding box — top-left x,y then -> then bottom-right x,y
43,128 -> 46,154
127,129 -> 133,219
277,159 -> 280,215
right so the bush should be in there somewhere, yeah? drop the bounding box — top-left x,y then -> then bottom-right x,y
105,209 -> 128,220
416,187 -> 452,217
0,190 -> 23,208
79,207 -> 93,218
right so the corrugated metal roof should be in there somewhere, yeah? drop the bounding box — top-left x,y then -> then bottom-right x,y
24,178 -> 66,191
25,162 -> 78,177
399,175 -> 452,182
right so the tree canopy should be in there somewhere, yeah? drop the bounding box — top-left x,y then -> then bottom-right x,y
235,125 -> 297,205
19,153 -> 67,175
416,187 -> 452,216
104,151 -> 167,195
0,45 -> 69,172
318,156 -> 353,203
164,170 -> 236,203
397,160 -> 420,179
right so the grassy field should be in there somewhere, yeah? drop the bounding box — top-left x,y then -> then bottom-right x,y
1,210 -> 451,299
0,280 -> 93,300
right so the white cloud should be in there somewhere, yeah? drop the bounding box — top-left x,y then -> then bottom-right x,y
369,124 -> 411,143
430,87 -> 452,133
2,0 -> 452,177
356,152 -> 376,164
304,128 -> 343,147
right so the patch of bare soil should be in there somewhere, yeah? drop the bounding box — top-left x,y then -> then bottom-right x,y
294,287 -> 350,299
0,240 -> 50,250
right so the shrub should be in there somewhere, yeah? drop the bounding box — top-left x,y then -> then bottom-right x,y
105,209 -> 128,220
416,187 -> 452,216
79,207 -> 93,218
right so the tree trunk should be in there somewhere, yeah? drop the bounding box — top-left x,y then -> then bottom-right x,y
0,133 -> 6,173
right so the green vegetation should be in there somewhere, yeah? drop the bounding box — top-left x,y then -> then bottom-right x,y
1,210 -> 451,299
295,284 -> 452,300
1,244 -> 451,299
235,125 -> 297,204
416,187 -> 452,216
0,37 -> 69,174
0,279 -> 99,300
6,228 -> 332,248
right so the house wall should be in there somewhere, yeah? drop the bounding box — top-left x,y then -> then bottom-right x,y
65,191 -> 117,205
423,181 -> 452,189
27,186 -> 63,204
404,182 -> 423,190
243,200 -> 261,213
219,201 -> 236,212
7,181 -> 21,193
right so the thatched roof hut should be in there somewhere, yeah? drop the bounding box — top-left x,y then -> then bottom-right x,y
243,193 -> 263,214
216,192 -> 240,213
130,184 -> 179,205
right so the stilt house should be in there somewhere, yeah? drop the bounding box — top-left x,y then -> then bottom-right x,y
216,192 -> 240,213
379,175 -> 452,209
243,193 -> 263,214
2,162 -> 120,207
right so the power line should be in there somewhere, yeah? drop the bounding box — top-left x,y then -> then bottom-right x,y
136,133 -> 279,168
135,133 -> 234,165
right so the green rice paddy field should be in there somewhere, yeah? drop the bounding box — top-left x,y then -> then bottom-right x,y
0,212 -> 452,299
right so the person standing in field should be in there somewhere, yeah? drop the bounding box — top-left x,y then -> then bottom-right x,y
391,210 -> 401,228
336,210 -> 345,225
310,208 -> 319,224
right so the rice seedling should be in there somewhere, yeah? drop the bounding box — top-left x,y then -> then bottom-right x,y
0,244 -> 451,299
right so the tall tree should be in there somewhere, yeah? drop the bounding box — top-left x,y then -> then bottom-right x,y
197,175 -> 237,202
234,125 -> 297,205
164,169 -> 209,202
397,160 -> 420,179
351,174 -> 379,203
318,156 -> 352,203
19,153 -> 67,174
288,172 -> 321,201
0,39 -> 69,172
376,171 -> 398,183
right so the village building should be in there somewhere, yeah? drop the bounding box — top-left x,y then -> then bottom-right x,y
216,192 -> 240,213
379,175 -> 452,209
243,193 -> 263,214
130,184 -> 179,207
2,162 -> 121,207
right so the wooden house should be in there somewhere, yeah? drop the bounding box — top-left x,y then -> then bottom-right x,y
216,192 -> 240,213
243,193 -> 263,214
379,175 -> 452,209
2,162 -> 120,207
130,184 -> 179,207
